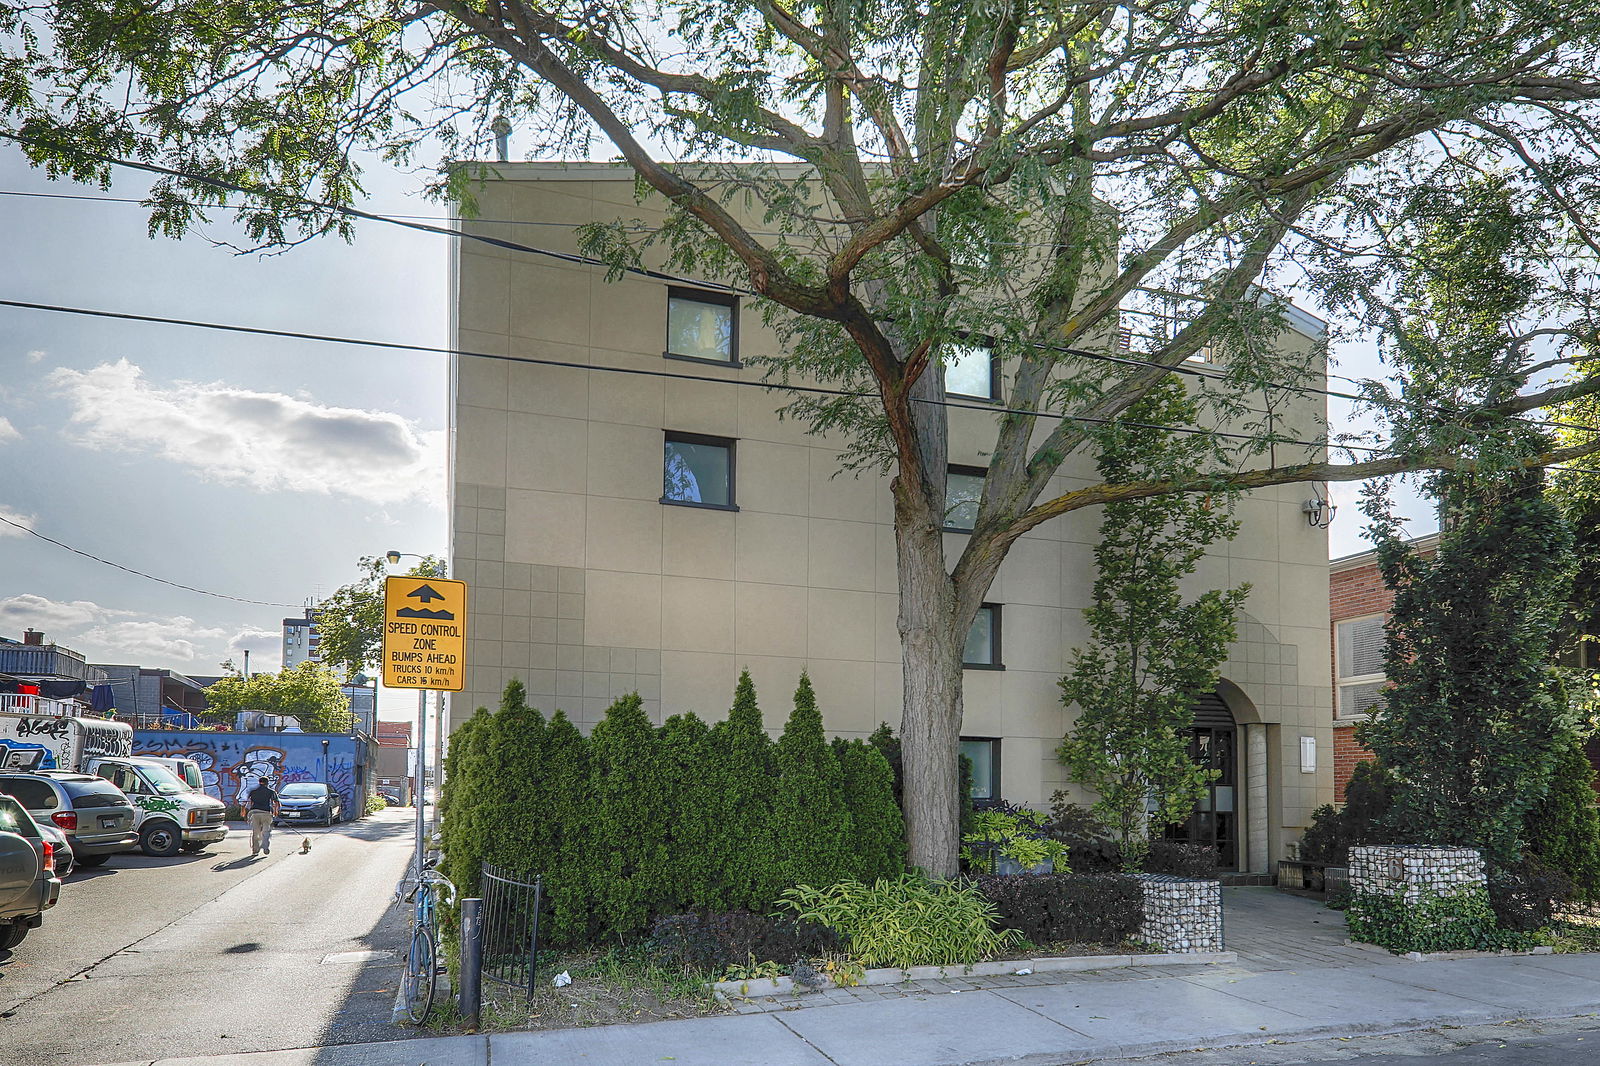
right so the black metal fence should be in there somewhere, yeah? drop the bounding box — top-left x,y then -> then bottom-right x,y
479,862 -> 543,1003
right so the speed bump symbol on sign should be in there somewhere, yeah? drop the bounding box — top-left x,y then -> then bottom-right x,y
382,576 -> 468,691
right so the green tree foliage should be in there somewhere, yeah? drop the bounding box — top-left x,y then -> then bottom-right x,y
588,693 -> 671,936
1058,383 -> 1249,869
1525,736 -> 1600,903
17,0 -> 1600,876
314,555 -> 447,680
774,674 -> 854,889
203,661 -> 354,733
1363,486 -> 1577,865
836,739 -> 907,881
1298,761 -> 1403,865
709,671 -> 780,910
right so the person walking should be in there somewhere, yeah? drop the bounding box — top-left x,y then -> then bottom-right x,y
247,778 -> 279,858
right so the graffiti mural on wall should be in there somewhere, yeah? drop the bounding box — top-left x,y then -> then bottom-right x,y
132,731 -> 366,813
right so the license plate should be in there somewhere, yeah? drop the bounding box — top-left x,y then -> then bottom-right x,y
101,816 -> 118,829
290,812 -> 308,818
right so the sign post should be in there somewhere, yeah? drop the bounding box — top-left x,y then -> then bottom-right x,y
382,576 -> 468,880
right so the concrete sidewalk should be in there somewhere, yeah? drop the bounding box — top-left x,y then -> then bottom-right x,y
105,950 -> 1600,1066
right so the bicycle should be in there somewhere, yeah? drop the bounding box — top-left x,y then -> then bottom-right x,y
395,859 -> 457,1025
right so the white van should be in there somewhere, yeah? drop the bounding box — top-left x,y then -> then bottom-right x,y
139,756 -> 206,794
81,757 -> 228,857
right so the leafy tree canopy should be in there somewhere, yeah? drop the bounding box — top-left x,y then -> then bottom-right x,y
315,554 -> 447,680
203,660 -> 355,734
9,0 -> 1600,874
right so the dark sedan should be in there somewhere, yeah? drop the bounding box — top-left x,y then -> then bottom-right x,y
274,783 -> 342,826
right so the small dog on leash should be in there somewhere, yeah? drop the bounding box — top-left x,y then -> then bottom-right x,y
300,838 -> 313,854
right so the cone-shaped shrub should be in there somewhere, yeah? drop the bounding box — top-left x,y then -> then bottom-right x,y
542,709 -> 593,945
659,712 -> 717,909
709,670 -> 780,909
837,738 -> 906,881
589,692 -> 670,937
488,681 -> 548,878
440,706 -> 491,897
774,672 -> 852,888
1527,736 -> 1600,902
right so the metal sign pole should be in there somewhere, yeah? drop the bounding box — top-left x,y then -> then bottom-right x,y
415,687 -> 427,879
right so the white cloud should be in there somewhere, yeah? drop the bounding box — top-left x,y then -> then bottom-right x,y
0,594 -> 277,672
0,505 -> 35,537
49,359 -> 445,505
0,417 -> 18,443
0,593 -> 130,630
25,350 -> 44,364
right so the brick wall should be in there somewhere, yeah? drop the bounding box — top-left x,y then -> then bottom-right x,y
1329,555 -> 1392,802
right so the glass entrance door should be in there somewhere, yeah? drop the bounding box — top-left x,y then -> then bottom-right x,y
1166,725 -> 1238,870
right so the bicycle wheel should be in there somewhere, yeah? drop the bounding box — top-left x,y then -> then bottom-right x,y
402,927 -> 437,1025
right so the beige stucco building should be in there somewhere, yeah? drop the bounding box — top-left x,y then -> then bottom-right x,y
448,164 -> 1335,872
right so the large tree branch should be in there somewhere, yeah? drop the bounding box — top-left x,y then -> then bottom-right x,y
1006,439 -> 1600,548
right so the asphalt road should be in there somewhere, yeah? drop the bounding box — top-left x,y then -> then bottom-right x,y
0,805 -> 419,1066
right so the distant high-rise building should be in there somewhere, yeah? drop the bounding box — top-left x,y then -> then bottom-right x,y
281,607 -> 322,668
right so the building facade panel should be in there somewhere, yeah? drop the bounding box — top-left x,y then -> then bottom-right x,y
450,164 -> 1338,870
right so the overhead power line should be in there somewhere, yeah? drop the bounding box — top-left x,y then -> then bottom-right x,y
0,510 -> 299,607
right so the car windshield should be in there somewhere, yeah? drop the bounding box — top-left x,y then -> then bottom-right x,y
141,766 -> 189,795
281,784 -> 328,798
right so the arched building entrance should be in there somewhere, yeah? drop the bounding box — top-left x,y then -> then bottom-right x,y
1164,693 -> 1239,870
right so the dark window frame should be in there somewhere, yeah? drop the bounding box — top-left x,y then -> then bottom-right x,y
944,342 -> 1001,403
963,603 -> 1004,670
661,431 -> 740,512
960,736 -> 1002,803
943,464 -> 989,533
664,286 -> 742,367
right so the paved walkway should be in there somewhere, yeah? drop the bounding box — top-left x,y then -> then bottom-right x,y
102,886 -> 1600,1066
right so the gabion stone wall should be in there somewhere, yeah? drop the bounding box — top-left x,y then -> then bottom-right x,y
1348,845 -> 1485,903
1133,874 -> 1224,953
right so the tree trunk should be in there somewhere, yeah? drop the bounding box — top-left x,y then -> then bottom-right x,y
895,492 -> 965,879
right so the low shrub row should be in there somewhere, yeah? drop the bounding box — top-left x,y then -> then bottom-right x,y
1345,887 -> 1540,954
974,873 -> 1143,945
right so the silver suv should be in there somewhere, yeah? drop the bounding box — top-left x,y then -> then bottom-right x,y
0,773 -> 140,869
0,794 -> 61,950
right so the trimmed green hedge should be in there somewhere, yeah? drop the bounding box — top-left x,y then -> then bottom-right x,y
1346,887 -> 1540,954
440,670 -> 905,945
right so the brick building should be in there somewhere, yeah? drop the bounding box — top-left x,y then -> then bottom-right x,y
1330,533 -> 1600,803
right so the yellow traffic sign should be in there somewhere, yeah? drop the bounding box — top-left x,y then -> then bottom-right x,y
382,576 -> 468,690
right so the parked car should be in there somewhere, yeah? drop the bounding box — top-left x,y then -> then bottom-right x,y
275,783 -> 342,826
0,772 -> 140,868
35,820 -> 73,879
0,794 -> 61,950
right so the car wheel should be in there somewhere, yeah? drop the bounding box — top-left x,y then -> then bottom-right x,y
75,854 -> 109,868
0,921 -> 28,951
140,821 -> 182,857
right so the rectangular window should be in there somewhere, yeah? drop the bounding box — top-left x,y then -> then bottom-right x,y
964,604 -> 1003,669
666,288 -> 738,364
662,433 -> 737,510
960,738 -> 1000,801
1336,615 -> 1387,718
944,466 -> 986,532
945,344 -> 997,400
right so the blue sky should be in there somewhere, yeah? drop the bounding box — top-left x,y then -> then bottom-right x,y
0,144 -> 1423,721
0,148 -> 447,720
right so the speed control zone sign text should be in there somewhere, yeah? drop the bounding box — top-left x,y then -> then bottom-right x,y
383,576 -> 468,690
